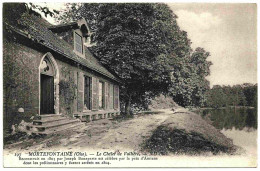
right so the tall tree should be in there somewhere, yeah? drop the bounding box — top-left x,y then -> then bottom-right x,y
168,47 -> 211,107
190,47 -> 212,106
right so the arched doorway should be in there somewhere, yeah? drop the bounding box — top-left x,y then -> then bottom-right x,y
39,53 -> 59,115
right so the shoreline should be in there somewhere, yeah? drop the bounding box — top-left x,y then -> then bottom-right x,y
190,106 -> 255,111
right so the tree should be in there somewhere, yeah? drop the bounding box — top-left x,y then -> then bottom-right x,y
190,48 -> 212,107
243,83 -> 257,107
3,3 -> 57,26
232,85 -> 246,106
206,85 -> 228,108
168,47 -> 212,107
3,3 -> 28,25
205,84 -> 257,109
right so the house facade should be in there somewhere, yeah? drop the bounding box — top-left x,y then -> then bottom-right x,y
3,13 -> 120,134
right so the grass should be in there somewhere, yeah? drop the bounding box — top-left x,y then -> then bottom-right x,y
111,114 -> 134,122
4,132 -> 28,145
4,132 -> 47,145
141,110 -> 238,155
142,126 -> 236,155
111,110 -> 164,122
137,111 -> 164,115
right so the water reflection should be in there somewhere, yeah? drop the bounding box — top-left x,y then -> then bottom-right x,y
195,107 -> 257,130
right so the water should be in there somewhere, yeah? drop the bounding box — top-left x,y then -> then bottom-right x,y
195,107 -> 257,130
193,107 -> 257,167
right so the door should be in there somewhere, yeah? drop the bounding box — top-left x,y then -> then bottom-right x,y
40,74 -> 54,114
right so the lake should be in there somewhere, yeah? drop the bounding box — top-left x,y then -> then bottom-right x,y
194,107 -> 257,130
192,107 -> 257,166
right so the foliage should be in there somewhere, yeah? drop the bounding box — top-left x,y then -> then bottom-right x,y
143,126 -> 233,155
3,3 -> 57,25
243,83 -> 258,108
190,48 -> 212,106
3,3 -> 28,26
206,85 -> 229,108
205,84 -> 257,108
59,80 -> 76,105
59,66 -> 77,115
169,47 -> 212,107
55,3 -> 83,24
149,94 -> 178,109
27,3 -> 59,17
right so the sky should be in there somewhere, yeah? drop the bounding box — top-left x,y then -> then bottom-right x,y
168,3 -> 257,87
38,2 -> 257,87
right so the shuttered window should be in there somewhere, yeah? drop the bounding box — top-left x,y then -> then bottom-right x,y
105,82 -> 109,109
91,77 -> 99,110
77,72 -> 84,112
99,81 -> 105,109
109,84 -> 114,109
114,85 -> 119,109
75,32 -> 83,54
84,76 -> 92,110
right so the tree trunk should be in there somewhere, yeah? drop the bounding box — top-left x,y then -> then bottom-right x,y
124,95 -> 131,115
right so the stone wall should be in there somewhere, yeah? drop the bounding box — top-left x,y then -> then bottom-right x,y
3,38 -> 43,133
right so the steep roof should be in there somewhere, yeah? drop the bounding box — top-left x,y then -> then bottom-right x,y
4,13 -> 120,83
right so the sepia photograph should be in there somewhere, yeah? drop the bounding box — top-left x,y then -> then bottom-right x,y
2,1 -> 258,168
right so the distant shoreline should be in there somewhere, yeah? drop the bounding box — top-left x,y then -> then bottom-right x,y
190,106 -> 255,111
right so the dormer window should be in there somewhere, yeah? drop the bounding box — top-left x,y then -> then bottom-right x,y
75,32 -> 83,54
49,18 -> 91,58
73,30 -> 85,57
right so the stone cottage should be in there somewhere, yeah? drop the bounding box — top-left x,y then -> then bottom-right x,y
3,13 -> 121,134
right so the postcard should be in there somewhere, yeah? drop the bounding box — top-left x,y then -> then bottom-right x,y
2,2 -> 257,167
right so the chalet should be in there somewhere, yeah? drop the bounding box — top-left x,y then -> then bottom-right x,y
3,13 -> 120,135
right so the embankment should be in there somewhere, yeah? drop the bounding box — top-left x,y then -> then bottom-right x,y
142,108 -> 237,155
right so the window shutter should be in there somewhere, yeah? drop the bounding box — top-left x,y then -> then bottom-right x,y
77,72 -> 84,112
92,77 -> 99,110
84,76 -> 92,110
96,78 -> 100,110
114,85 -> 119,109
105,82 -> 109,109
109,84 -> 114,109
89,78 -> 92,110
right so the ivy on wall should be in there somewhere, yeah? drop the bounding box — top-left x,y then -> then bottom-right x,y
59,65 -> 77,116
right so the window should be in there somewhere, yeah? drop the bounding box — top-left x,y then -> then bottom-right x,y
109,84 -> 114,109
99,81 -> 105,109
74,32 -> 83,54
84,76 -> 91,110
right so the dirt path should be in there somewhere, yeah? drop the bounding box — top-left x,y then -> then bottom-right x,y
68,109 -> 172,151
